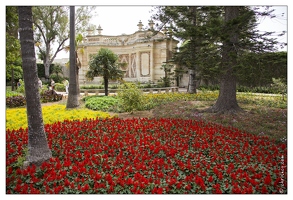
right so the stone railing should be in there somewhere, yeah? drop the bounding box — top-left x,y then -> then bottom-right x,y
83,31 -> 167,46
80,87 -> 179,96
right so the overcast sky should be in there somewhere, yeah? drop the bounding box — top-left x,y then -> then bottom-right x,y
55,5 -> 287,59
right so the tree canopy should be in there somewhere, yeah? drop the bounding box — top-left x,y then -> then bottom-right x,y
86,48 -> 123,96
6,6 -> 22,87
32,6 -> 96,78
151,6 -> 286,113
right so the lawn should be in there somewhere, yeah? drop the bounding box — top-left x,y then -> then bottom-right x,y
5,92 -> 287,194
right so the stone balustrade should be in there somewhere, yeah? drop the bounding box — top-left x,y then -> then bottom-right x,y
80,87 -> 179,96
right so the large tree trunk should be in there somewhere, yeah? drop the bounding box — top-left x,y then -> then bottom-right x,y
66,6 -> 79,108
207,6 -> 242,113
18,6 -> 52,166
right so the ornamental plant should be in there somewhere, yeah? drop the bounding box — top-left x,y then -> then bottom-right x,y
6,104 -> 113,130
6,118 -> 287,194
117,83 -> 145,113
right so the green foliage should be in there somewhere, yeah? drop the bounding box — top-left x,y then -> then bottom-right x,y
271,78 -> 287,101
6,7 -> 22,84
237,52 -> 287,87
86,48 -> 123,96
86,48 -> 123,81
117,83 -> 144,113
49,74 -> 64,84
6,89 -> 22,98
36,63 -> 55,78
6,65 -> 23,83
16,79 -> 25,94
54,83 -> 66,92
80,85 -> 104,89
12,147 -> 28,169
159,63 -> 175,87
83,96 -> 120,112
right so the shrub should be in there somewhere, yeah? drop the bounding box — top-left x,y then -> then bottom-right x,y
6,90 -> 22,98
84,96 -> 120,112
6,96 -> 26,108
54,83 -> 65,92
117,83 -> 144,113
81,85 -> 104,89
49,74 -> 64,83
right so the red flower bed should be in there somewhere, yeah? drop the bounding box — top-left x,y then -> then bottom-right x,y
6,118 -> 287,194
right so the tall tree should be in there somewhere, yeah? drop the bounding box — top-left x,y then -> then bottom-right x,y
33,6 -> 96,79
153,6 -> 284,113
86,48 -> 123,96
6,6 -> 22,90
152,6 -> 223,93
207,6 -> 283,113
64,33 -> 85,95
18,6 -> 52,166
208,6 -> 242,113
66,6 -> 79,108
33,6 -> 68,79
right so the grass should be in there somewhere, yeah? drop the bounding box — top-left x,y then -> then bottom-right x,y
152,100 -> 287,143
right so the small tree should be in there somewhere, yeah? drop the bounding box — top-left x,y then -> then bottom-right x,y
159,63 -> 174,87
117,83 -> 144,113
86,48 -> 123,96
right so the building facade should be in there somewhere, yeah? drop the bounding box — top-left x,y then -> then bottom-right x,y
77,21 -> 179,85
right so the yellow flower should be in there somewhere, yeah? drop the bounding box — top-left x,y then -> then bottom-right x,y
6,105 -> 113,131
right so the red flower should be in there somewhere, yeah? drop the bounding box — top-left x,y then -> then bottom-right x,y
152,187 -> 163,194
264,173 -> 272,185
208,176 -> 213,182
261,186 -> 268,194
81,184 -> 90,193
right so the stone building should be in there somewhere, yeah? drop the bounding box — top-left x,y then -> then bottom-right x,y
77,20 -> 179,85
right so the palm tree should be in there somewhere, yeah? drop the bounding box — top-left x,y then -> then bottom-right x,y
64,33 -> 84,95
86,48 -> 123,96
66,6 -> 79,108
18,6 -> 52,166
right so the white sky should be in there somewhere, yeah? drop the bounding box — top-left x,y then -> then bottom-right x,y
55,5 -> 288,59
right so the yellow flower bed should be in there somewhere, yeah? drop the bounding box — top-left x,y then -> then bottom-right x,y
144,91 -> 219,102
6,104 -> 113,131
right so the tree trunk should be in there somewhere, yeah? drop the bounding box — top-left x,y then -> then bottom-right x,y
75,51 -> 80,96
104,77 -> 109,96
207,6 -> 242,113
66,6 -> 79,108
187,69 -> 197,94
44,60 -> 50,79
11,67 -> 14,91
188,6 -> 197,94
18,6 -> 52,166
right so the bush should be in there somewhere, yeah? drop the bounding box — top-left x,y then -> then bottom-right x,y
49,74 -> 64,83
117,83 -> 144,113
54,83 -> 65,92
6,90 -> 22,98
81,85 -> 104,89
6,96 -> 26,108
84,96 -> 120,112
